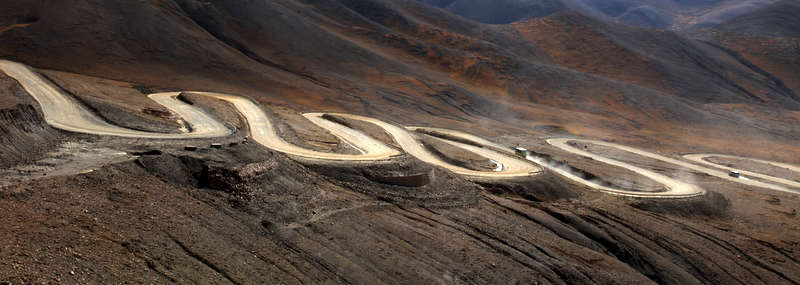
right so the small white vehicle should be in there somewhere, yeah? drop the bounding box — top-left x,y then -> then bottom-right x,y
729,170 -> 740,178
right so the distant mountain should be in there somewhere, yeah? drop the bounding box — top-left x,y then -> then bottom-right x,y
511,11 -> 800,107
414,0 -> 781,30
1,0 -> 797,139
715,0 -> 800,38
682,0 -> 800,102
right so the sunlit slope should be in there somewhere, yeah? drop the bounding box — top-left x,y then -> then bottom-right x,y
715,0 -> 800,38
414,0 -> 781,29
512,11 -> 800,108
0,0 -> 798,160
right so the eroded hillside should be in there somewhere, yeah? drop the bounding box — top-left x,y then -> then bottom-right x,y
1,0 -> 799,284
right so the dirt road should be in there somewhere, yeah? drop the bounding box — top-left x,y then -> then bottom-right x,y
547,138 -> 707,198
684,154 -> 800,192
15,59 -> 796,195
403,126 -> 543,177
0,60 -> 232,138
0,61 -> 540,177
368,123 -> 543,178
5,59 -> 797,198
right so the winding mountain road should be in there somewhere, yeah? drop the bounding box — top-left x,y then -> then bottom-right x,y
549,139 -> 800,197
0,60 -> 537,178
0,60 -> 232,138
684,154 -> 800,192
4,59 -> 796,198
547,139 -> 707,198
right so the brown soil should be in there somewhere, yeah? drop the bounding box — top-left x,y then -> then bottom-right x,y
511,15 -> 674,95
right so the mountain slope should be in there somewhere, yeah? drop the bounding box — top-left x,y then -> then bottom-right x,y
1,0 -> 800,283
414,0 -> 781,29
512,11 -> 800,107
1,0 -> 798,164
715,0 -> 800,38
682,0 -> 800,106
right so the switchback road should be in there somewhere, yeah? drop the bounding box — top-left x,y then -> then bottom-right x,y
5,59 -> 797,197
547,139 -> 707,198
0,60 -> 538,178
684,154 -> 800,193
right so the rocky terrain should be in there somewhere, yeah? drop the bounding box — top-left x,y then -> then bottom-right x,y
0,0 -> 799,284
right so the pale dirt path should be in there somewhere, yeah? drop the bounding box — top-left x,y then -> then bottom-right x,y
0,60 -> 232,138
547,139 -> 707,198
0,60 -> 538,175
341,117 -> 542,178
404,126 -> 543,177
13,60 -> 788,198
684,154 -> 800,192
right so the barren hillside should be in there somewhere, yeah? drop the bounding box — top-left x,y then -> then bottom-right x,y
1,0 -> 799,284
414,0 -> 782,29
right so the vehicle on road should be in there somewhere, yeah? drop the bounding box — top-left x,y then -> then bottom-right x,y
515,147 -> 528,157
729,170 -> 740,178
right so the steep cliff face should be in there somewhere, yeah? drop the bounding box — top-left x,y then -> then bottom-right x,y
0,73 -> 61,168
